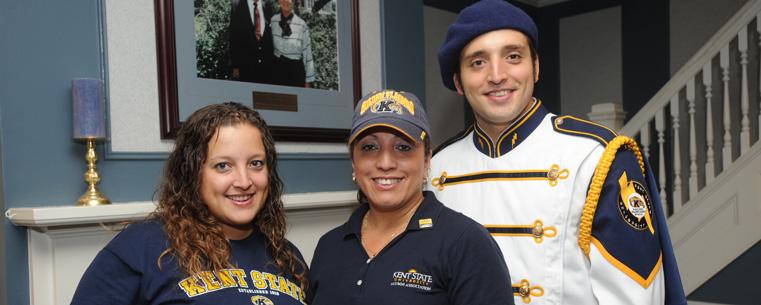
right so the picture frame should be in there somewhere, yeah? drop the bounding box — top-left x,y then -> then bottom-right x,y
154,0 -> 361,142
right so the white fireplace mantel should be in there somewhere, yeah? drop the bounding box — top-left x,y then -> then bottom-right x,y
5,191 -> 357,305
7,190 -> 356,228
6,202 -> 156,229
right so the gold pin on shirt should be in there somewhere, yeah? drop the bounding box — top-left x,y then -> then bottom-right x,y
419,218 -> 433,228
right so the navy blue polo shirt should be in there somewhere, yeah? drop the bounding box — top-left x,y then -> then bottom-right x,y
308,191 -> 514,305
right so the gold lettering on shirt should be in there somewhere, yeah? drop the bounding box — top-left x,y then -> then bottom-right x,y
179,276 -> 206,296
250,270 -> 267,289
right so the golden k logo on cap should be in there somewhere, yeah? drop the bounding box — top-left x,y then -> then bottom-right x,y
350,89 -> 431,144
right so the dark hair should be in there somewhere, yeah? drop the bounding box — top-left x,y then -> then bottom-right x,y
153,102 -> 307,289
349,132 -> 432,205
528,37 -> 538,70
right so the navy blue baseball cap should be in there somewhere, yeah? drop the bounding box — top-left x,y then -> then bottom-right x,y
438,0 -> 538,91
349,90 -> 431,145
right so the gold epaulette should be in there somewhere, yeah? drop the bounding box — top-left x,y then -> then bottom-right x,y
578,135 -> 646,257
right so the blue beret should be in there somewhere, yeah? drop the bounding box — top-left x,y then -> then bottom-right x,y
438,0 -> 538,91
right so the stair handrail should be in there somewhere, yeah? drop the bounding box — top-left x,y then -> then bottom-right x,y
619,0 -> 761,137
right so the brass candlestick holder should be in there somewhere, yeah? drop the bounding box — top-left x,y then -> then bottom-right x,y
75,137 -> 111,206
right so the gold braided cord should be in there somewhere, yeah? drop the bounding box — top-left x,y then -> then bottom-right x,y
578,136 -> 646,257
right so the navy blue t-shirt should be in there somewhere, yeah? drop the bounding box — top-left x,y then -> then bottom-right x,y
308,191 -> 515,305
71,219 -> 307,305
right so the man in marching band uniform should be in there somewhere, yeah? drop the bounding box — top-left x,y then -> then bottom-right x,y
428,1 -> 687,304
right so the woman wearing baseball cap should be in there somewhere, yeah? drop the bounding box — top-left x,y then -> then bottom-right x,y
306,89 -> 514,304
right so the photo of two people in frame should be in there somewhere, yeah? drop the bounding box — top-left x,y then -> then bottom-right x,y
195,0 -> 339,91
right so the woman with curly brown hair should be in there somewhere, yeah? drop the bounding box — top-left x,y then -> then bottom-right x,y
71,102 -> 308,304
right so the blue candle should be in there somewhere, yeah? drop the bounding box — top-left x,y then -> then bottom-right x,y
72,78 -> 106,138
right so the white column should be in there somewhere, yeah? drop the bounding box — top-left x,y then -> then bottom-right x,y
587,102 -> 627,131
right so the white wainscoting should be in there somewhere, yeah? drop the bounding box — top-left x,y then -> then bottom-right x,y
667,143 -> 761,295
6,191 -> 357,305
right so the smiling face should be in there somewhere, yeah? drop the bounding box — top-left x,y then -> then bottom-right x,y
279,0 -> 293,15
200,123 -> 269,240
454,29 -> 539,139
351,127 -> 430,213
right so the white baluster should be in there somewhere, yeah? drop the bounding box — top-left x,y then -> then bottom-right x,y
687,78 -> 698,198
739,27 -> 750,153
703,62 -> 715,185
758,12 -> 761,137
656,109 -> 668,215
640,124 -> 650,159
721,45 -> 733,170
671,94 -> 683,211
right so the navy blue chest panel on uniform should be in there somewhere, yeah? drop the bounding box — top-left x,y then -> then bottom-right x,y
484,220 -> 557,243
431,164 -> 569,191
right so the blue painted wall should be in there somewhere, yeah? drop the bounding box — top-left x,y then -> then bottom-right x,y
381,0 -> 426,103
0,0 -> 424,303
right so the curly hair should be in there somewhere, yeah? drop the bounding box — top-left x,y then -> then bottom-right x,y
152,102 -> 307,290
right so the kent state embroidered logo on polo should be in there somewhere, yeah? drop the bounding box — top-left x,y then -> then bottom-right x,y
389,269 -> 433,291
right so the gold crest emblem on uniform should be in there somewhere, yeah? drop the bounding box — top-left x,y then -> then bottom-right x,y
618,171 -> 654,235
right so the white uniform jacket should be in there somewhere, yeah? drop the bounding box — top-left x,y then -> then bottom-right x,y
427,100 -> 686,305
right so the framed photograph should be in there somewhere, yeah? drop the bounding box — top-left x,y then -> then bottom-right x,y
154,0 -> 361,142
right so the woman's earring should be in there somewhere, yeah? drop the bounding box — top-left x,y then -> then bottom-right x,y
352,173 -> 357,184
422,177 -> 428,185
